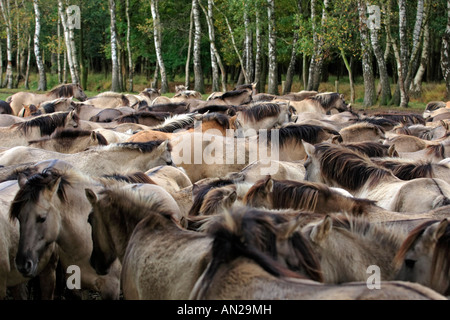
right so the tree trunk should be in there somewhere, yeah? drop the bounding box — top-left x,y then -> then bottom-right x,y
0,0 -> 13,88
33,0 -> 46,91
358,0 -> 376,107
0,38 -> 3,87
368,3 -> 391,105
185,6 -> 193,88
59,0 -> 79,84
441,0 -> 450,99
244,3 -> 253,82
340,49 -> 355,104
126,0 -> 133,92
57,12 -> 62,84
200,0 -> 226,92
24,34 -> 31,89
109,0 -> 120,92
411,10 -> 430,98
66,0 -> 80,84
192,0 -> 205,93
151,0 -> 168,93
267,0 -> 278,95
254,7 -> 262,93
283,32 -> 298,94
151,61 -> 159,89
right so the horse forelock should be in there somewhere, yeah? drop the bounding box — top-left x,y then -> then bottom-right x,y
314,143 -> 392,191
9,169 -> 71,221
189,179 -> 236,216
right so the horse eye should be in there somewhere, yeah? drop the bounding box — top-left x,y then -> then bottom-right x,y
36,215 -> 47,223
405,259 -> 416,269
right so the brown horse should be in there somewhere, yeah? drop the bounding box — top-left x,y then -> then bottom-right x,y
8,84 -> 88,116
394,218 -> 450,296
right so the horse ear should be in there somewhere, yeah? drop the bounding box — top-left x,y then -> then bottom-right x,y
45,177 -> 61,200
277,216 -> 303,240
264,176 -> 273,193
226,190 -> 237,204
388,144 -> 398,157
85,188 -> 98,205
17,173 -> 28,188
331,135 -> 342,144
424,219 -> 449,242
310,215 -> 332,243
158,140 -> 171,152
302,140 -> 315,157
90,131 -> 98,142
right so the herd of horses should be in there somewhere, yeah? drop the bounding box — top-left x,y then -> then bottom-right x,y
0,83 -> 449,300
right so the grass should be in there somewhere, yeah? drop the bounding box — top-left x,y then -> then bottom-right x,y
0,72 -> 447,113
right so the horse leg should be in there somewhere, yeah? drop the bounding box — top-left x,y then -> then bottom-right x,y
9,283 -> 28,300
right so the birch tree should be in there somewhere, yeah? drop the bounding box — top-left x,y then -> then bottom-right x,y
267,0 -> 278,95
0,0 -> 13,88
33,0 -> 46,91
150,0 -> 168,93
185,6 -> 193,88
126,0 -> 133,92
58,0 -> 79,84
254,5 -> 262,92
109,0 -> 120,92
441,0 -> 450,99
192,0 -> 205,93
357,0 -> 376,107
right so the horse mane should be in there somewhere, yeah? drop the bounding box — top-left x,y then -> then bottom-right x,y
425,101 -> 446,112
191,113 -> 230,131
9,167 -> 85,221
311,92 -> 342,109
233,84 -> 254,91
313,143 -> 393,191
240,103 -> 281,122
353,116 -> 397,129
46,84 -> 76,97
100,172 -> 155,185
394,219 -> 450,291
12,111 -> 77,136
373,112 -> 425,125
341,141 -> 393,158
101,140 -> 171,153
28,129 -> 108,147
215,89 -> 249,100
189,178 -> 236,216
114,111 -> 169,124
263,124 -> 341,147
194,207 -> 322,298
244,177 -> 330,212
372,158 -> 436,180
426,143 -> 446,159
151,113 -> 196,133
340,122 -> 386,135
193,105 -> 238,116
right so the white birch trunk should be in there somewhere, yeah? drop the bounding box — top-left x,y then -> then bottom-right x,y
58,0 -> 78,84
33,0 -> 46,91
109,0 -> 120,92
267,0 -> 278,95
126,0 -> 133,92
150,0 -> 168,93
192,0 -> 205,93
0,0 -> 13,88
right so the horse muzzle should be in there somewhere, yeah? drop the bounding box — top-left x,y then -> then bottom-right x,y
15,254 -> 38,278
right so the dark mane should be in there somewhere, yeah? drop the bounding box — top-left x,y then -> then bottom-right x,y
193,105 -> 238,116
12,111 -> 76,136
196,206 -> 323,297
189,179 -> 236,216
114,111 -> 169,124
311,92 -> 342,108
313,143 -> 393,191
373,112 -> 425,125
426,144 -> 445,159
352,116 -> 398,130
9,169 -> 70,221
191,113 -> 230,131
108,140 -> 171,153
341,141 -> 394,158
240,103 -> 281,122
394,219 -> 450,291
215,89 -> 249,100
28,129 -> 108,147
262,124 -> 341,147
244,177 -> 331,212
371,159 -> 435,180
101,172 -> 157,184
425,101 -> 446,112
46,84 -> 76,97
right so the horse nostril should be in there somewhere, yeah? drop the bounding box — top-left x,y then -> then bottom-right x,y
17,258 -> 34,276
405,259 -> 416,269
